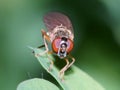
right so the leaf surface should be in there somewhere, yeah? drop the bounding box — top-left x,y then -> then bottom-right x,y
17,78 -> 59,90
32,48 -> 105,90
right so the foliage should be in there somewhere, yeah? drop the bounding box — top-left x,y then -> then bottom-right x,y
17,48 -> 105,90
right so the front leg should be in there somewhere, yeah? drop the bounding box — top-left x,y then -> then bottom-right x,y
35,30 -> 54,72
59,58 -> 69,81
67,54 -> 75,69
35,30 -> 50,56
59,55 -> 75,81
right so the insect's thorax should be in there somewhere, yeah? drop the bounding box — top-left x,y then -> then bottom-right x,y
48,25 -> 73,42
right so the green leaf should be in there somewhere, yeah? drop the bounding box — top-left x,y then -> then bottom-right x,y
31,47 -> 105,90
17,78 -> 59,90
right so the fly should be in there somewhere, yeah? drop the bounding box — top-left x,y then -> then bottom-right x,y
36,12 -> 75,81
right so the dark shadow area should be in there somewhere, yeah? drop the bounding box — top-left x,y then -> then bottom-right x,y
53,55 -> 74,74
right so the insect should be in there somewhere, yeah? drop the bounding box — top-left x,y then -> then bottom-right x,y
36,12 -> 75,80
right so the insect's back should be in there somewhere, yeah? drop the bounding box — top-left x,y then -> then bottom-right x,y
43,12 -> 74,34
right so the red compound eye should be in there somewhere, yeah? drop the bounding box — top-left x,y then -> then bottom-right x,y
67,39 -> 74,53
52,38 -> 74,53
52,38 -> 61,53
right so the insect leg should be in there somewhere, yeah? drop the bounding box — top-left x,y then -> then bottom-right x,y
35,30 -> 50,56
47,51 -> 54,72
32,45 -> 45,54
35,30 -> 54,71
42,31 -> 54,72
38,45 -> 45,48
59,58 -> 69,81
67,55 -> 75,69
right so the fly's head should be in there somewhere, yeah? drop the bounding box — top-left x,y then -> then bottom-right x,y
52,37 -> 74,59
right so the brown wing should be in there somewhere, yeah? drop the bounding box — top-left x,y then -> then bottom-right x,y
43,12 -> 74,34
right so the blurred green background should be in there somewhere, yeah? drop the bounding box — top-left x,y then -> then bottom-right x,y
0,0 -> 120,90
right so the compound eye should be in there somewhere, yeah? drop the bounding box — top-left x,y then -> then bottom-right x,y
67,39 -> 74,53
52,38 -> 61,53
